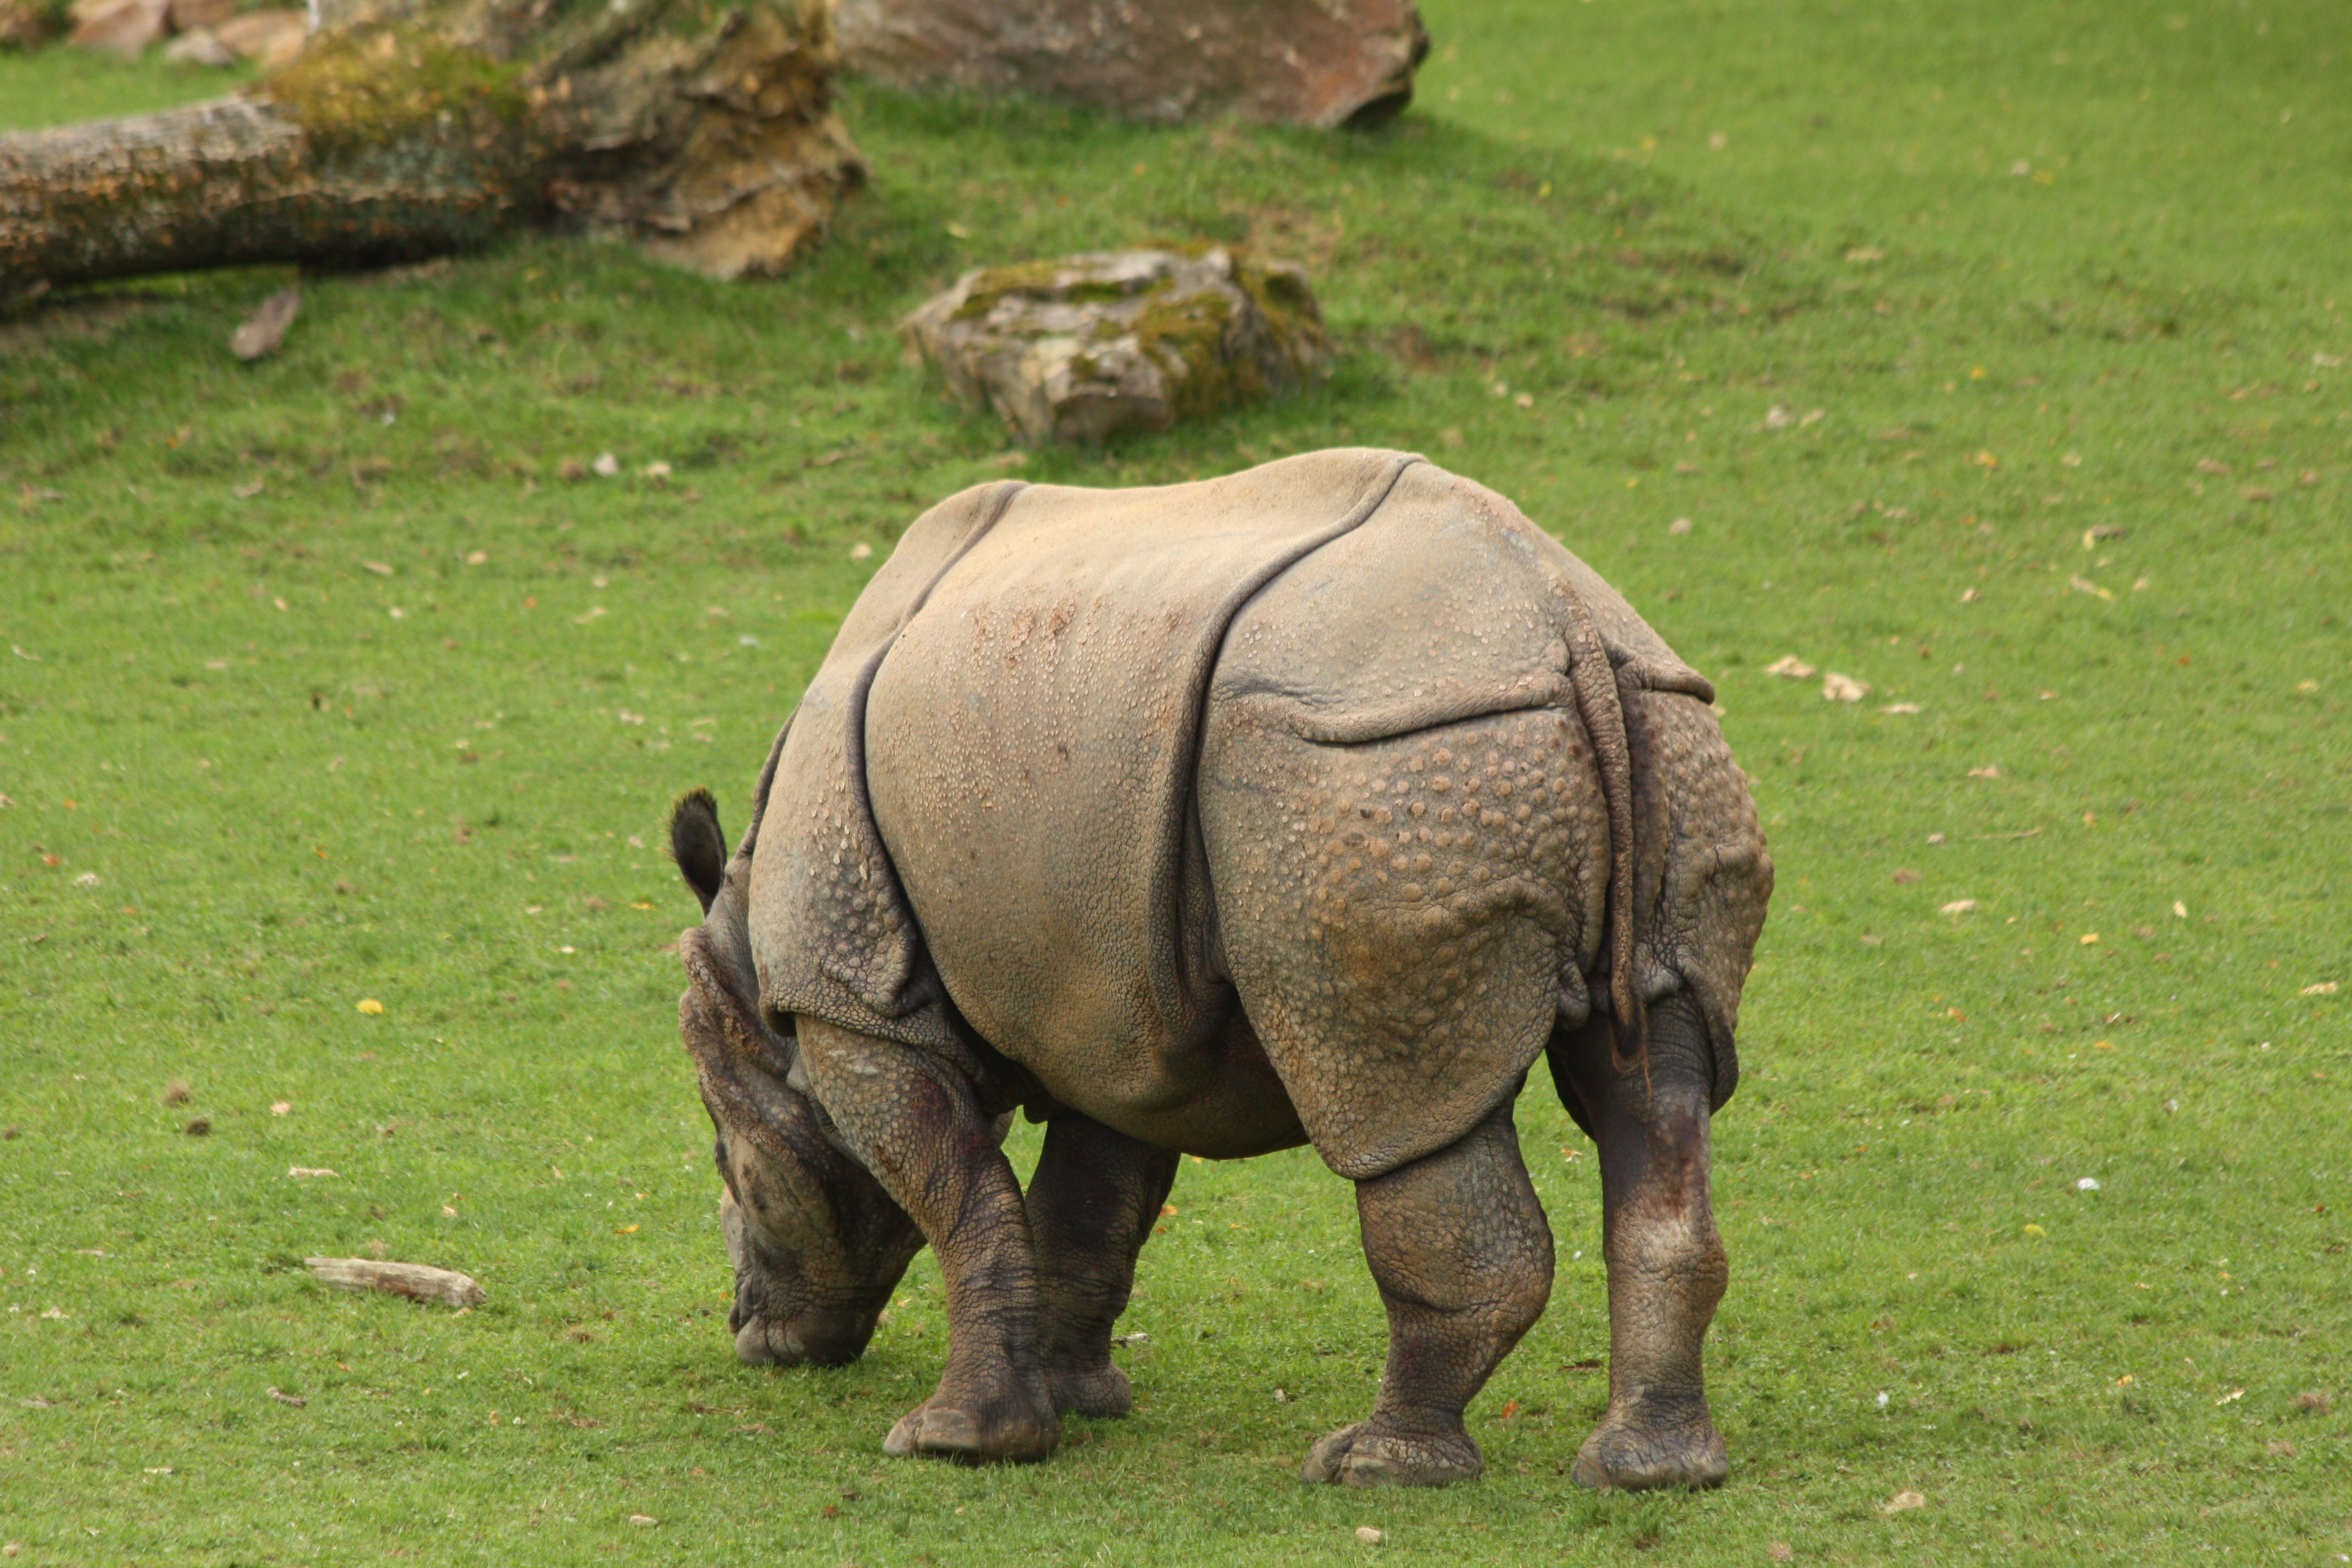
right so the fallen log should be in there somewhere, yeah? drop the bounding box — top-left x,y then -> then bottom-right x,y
306,1255 -> 487,1308
0,0 -> 865,302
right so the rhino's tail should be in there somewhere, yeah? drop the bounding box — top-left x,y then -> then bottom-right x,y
1558,586 -> 1646,1077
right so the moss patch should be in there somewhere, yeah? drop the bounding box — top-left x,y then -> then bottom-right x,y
261,25 -> 530,158
1130,285 -> 1254,421
949,259 -> 1145,322
1231,254 -> 1331,389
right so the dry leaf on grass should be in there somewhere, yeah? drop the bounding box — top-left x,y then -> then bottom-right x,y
1882,1489 -> 1926,1513
288,1167 -> 339,1179
1766,656 -> 1816,679
1967,765 -> 2001,779
1940,900 -> 1977,916
2302,981 -> 2338,995
1822,673 -> 1870,701
1881,701 -> 1921,714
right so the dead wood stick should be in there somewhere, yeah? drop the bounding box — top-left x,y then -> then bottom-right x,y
307,1256 -> 487,1308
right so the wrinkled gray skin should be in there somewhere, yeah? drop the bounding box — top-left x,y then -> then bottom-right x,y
670,450 -> 1770,1489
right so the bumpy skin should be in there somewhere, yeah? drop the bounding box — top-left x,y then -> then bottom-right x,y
669,450 -> 1771,1489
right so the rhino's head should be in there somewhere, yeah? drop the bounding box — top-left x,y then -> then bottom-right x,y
672,790 -> 924,1367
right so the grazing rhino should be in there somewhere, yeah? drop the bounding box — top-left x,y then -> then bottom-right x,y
669,449 -> 1770,1490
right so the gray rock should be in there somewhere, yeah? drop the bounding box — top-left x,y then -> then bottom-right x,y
902,248 -> 1331,445
832,0 -> 1429,128
163,25 -> 239,64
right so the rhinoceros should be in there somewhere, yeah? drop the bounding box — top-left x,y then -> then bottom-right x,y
668,449 -> 1771,1490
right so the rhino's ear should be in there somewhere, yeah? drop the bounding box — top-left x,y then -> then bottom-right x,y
670,788 -> 727,916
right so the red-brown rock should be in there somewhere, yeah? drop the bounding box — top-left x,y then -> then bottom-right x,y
2,0 -> 60,47
67,0 -> 168,56
831,0 -> 1430,128
168,0 -> 238,30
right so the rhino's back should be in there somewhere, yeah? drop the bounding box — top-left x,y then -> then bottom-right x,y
861,450 -> 1419,1111
752,449 -> 1420,1109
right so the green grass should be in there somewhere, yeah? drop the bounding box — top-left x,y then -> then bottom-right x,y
1,2 -> 2346,1561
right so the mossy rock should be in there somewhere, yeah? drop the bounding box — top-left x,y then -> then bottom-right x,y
903,247 -> 1331,444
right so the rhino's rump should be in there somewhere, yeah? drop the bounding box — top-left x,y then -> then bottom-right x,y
1196,462 -> 1705,1174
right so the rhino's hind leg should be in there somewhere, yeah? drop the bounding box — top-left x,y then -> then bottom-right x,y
1555,995 -> 1732,1491
1023,1114 -> 1180,1418
793,1016 -> 1060,1464
1304,1099 -> 1552,1488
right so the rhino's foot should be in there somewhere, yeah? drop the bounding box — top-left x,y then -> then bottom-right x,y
1047,1360 -> 1132,1419
1569,1413 -> 1728,1492
1302,1422 -> 1483,1488
881,1386 -> 1059,1466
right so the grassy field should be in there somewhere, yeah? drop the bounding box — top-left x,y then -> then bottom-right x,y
1,1 -> 2346,1562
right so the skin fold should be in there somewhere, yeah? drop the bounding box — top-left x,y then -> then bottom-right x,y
667,452 -> 1770,1489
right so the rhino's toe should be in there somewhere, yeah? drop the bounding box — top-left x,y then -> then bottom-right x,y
1048,1362 -> 1133,1419
1300,1423 -> 1363,1483
883,1391 -> 1059,1465
1302,1422 -> 1481,1488
1570,1417 -> 1729,1492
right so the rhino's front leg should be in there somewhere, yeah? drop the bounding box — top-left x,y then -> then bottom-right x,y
1026,1114 -> 1179,1418
1304,1099 -> 1553,1487
1560,994 -> 1732,1490
793,1016 -> 1059,1464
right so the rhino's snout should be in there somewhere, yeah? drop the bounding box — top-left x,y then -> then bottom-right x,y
732,1305 -> 880,1368
720,1182 -> 897,1368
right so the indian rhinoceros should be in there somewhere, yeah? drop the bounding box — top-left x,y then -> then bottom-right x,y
668,449 -> 1771,1490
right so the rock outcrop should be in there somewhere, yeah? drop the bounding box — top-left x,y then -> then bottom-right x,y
833,0 -> 1429,128
903,248 -> 1332,444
